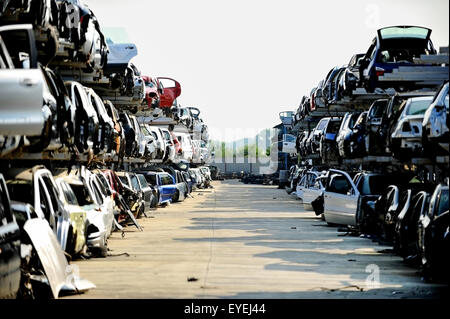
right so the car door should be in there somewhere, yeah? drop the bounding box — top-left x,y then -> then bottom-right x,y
303,173 -> 322,205
324,170 -> 360,226
157,77 -> 181,108
39,171 -> 71,252
0,174 -> 21,299
0,24 -> 44,136
158,173 -> 175,203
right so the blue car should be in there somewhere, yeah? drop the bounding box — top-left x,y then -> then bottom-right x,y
359,26 -> 436,92
138,171 -> 177,206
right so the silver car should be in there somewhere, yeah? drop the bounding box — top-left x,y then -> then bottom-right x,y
422,82 -> 449,154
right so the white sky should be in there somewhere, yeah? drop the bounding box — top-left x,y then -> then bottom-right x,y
86,0 -> 449,141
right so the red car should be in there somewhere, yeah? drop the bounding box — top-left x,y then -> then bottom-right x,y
158,77 -> 182,108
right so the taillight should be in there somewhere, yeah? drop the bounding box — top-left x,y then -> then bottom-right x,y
375,67 -> 385,77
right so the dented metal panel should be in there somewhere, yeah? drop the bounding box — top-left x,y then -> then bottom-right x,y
23,218 -> 95,298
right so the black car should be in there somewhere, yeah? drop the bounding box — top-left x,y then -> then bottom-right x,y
336,112 -> 361,159
119,111 -> 137,157
417,184 -> 449,281
394,188 -> 432,260
359,26 -> 436,92
348,112 -> 368,158
366,99 -> 389,155
319,117 -> 342,164
338,53 -> 365,98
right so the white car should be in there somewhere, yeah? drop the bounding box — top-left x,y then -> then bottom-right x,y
0,24 -> 49,157
323,169 -> 400,227
55,170 -> 109,256
281,134 -> 297,155
139,124 -> 157,159
391,96 -> 434,158
302,173 -> 327,210
177,132 -> 194,162
159,127 -> 176,163
148,126 -> 166,161
81,167 -> 114,238
296,171 -> 326,209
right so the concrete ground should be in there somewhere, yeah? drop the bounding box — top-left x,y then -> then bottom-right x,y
67,180 -> 447,299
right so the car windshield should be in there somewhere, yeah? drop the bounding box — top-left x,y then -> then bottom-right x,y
160,174 -> 173,185
406,98 -> 433,115
379,26 -> 429,40
70,184 -> 94,206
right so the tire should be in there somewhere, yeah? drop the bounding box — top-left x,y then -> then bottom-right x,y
173,190 -> 180,202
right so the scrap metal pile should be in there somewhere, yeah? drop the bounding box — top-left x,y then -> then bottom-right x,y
273,26 -> 449,283
0,0 -> 214,299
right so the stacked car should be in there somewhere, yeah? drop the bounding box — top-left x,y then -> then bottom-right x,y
0,0 -> 213,299
274,26 -> 449,283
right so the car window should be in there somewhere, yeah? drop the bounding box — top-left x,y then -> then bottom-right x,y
0,35 -> 14,69
406,98 -> 432,115
327,121 -> 341,133
160,174 -> 174,185
411,195 -> 425,223
6,181 -> 33,205
436,189 -> 449,217
41,175 -> 59,213
328,174 -> 351,194
118,176 -> 129,187
130,175 -> 141,190
60,181 -> 78,206
97,174 -> 110,192
369,100 -> 388,118
95,177 -> 108,197
144,174 -> 157,186
90,180 -> 103,205
316,119 -> 328,131
137,175 -> 148,188
0,29 -> 33,69
71,184 -> 94,206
